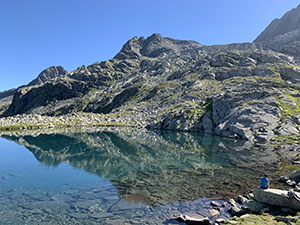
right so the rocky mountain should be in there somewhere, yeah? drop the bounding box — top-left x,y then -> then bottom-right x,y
254,4 -> 300,59
0,88 -> 16,116
0,88 -> 16,100
0,66 -> 67,114
2,5 -> 300,142
255,4 -> 300,43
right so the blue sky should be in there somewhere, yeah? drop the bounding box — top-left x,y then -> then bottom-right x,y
0,0 -> 299,91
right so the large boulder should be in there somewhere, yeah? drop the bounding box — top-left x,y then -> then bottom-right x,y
253,188 -> 300,211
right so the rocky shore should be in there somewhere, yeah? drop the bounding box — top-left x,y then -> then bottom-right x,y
0,112 -> 144,132
171,170 -> 300,225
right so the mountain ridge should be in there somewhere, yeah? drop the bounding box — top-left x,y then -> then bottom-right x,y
1,6 -> 300,142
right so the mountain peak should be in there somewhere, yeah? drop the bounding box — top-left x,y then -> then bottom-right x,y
114,33 -> 201,60
145,33 -> 163,42
27,66 -> 68,86
255,4 -> 300,42
114,36 -> 145,60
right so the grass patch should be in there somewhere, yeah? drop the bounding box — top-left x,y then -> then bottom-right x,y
275,92 -> 300,119
157,81 -> 172,89
277,158 -> 300,174
226,213 -> 288,225
272,134 -> 300,145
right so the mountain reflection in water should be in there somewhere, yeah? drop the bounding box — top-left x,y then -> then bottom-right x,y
1,129 -> 280,205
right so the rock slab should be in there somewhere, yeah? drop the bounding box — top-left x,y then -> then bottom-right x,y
253,188 -> 300,211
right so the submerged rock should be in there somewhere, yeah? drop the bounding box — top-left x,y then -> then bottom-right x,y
208,209 -> 220,218
210,201 -> 220,207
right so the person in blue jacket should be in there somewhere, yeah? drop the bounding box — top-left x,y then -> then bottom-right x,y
260,174 -> 270,189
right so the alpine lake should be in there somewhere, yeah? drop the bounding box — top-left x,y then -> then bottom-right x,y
0,128 -> 290,224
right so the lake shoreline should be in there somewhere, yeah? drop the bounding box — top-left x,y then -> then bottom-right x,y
2,113 -> 300,145
0,112 -> 142,132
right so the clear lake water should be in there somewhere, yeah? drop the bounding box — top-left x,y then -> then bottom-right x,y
0,129 -> 280,224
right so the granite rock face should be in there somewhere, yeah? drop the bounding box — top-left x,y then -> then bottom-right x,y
3,5 -> 300,141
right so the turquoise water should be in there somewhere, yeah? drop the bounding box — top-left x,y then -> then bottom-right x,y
0,129 -> 279,224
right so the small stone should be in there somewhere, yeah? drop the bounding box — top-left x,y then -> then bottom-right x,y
286,180 -> 297,187
222,202 -> 228,208
237,195 -> 248,204
210,201 -> 219,207
248,193 -> 254,199
228,199 -> 238,207
208,209 -> 220,218
216,218 -> 226,224
279,176 -> 288,183
228,206 -> 242,216
240,214 -> 250,218
228,206 -> 249,217
294,184 -> 300,191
